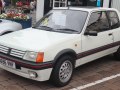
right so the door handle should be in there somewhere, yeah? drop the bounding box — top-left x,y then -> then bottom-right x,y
109,33 -> 112,35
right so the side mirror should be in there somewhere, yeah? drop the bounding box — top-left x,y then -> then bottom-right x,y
84,31 -> 98,36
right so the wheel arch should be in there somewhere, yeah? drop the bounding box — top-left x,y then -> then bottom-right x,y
53,49 -> 77,67
1,30 -> 13,35
50,49 -> 77,86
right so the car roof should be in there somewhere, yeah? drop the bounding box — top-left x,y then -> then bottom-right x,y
53,7 -> 117,12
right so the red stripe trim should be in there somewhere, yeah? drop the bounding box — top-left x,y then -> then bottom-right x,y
0,54 -> 53,70
77,41 -> 120,59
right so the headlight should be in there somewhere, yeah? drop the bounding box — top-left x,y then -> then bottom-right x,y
23,51 -> 44,63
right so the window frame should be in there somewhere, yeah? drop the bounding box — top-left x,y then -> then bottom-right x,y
85,11 -> 111,33
33,9 -> 89,34
106,10 -> 120,29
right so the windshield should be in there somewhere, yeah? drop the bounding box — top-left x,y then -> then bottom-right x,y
34,10 -> 88,34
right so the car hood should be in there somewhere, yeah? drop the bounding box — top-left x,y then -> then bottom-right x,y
0,19 -> 21,28
0,28 -> 76,51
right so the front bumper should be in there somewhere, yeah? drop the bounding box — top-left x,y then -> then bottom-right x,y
0,53 -> 53,70
0,53 -> 53,81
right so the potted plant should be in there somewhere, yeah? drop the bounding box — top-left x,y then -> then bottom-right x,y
0,12 -> 32,29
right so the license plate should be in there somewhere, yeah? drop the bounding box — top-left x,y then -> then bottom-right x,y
0,57 -> 16,69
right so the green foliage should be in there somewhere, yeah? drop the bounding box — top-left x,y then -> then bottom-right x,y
12,0 -> 18,5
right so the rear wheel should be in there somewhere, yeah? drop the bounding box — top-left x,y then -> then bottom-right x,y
114,48 -> 120,60
50,55 -> 74,87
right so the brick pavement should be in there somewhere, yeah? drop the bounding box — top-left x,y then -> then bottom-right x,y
0,55 -> 119,90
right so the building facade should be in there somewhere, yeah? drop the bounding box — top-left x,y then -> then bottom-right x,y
36,0 -> 120,21
109,0 -> 120,11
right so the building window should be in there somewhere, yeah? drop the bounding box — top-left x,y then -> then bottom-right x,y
53,0 -> 67,8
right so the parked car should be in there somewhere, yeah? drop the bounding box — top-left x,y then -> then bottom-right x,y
0,7 -> 120,87
0,19 -> 22,35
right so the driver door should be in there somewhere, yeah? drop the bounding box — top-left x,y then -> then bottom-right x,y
80,11 -> 114,65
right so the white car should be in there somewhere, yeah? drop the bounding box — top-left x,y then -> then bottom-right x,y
0,19 -> 22,35
0,7 -> 120,87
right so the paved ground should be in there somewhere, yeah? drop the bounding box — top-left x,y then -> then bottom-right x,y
0,55 -> 119,90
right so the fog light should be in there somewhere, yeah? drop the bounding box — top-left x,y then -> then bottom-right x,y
28,71 -> 38,78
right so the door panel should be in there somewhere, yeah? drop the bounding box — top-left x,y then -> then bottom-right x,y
82,31 -> 114,52
82,11 -> 114,52
76,11 -> 115,66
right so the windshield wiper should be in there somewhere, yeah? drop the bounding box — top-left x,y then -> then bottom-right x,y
56,28 -> 78,32
34,26 -> 54,31
39,26 -> 53,30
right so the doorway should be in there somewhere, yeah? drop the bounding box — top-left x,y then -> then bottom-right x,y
44,0 -> 53,15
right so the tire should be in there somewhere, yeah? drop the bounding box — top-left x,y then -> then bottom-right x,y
50,55 -> 74,87
114,48 -> 120,60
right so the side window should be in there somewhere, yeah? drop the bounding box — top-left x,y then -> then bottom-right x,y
86,11 -> 110,32
107,11 -> 120,29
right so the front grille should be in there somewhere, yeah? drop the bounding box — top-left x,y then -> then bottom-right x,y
0,45 -> 9,54
10,49 -> 25,58
0,45 -> 25,58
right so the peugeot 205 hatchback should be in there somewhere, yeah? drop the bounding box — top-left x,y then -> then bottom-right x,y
0,7 -> 120,87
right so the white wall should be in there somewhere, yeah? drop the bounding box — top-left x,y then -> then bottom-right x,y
103,0 -> 109,8
111,0 -> 120,11
36,0 -> 44,21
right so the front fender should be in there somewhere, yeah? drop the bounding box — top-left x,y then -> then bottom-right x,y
54,49 -> 77,63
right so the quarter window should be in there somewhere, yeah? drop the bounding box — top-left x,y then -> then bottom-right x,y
86,11 -> 110,32
107,11 -> 120,29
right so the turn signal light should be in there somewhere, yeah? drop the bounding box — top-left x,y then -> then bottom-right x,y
36,52 -> 44,63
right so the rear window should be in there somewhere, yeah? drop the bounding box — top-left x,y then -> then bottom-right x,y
107,11 -> 120,29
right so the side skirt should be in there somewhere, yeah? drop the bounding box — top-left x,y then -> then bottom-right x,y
75,46 -> 118,68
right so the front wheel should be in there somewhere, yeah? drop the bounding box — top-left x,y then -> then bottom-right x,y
50,55 -> 74,87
